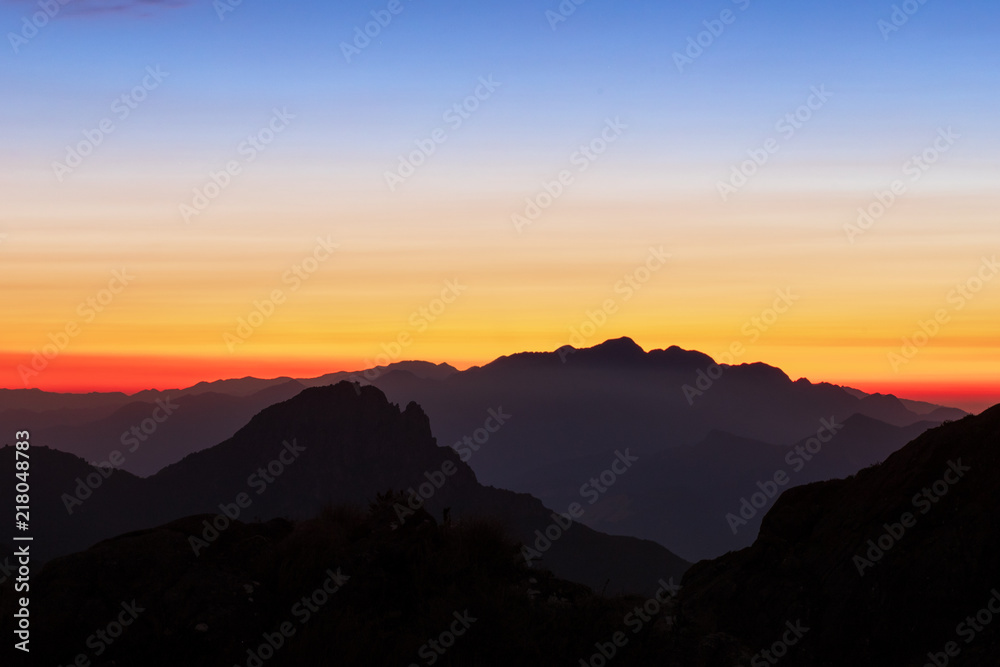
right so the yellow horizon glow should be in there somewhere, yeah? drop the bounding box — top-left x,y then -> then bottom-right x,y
3,187 -> 998,414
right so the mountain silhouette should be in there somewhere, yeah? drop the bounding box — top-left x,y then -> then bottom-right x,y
0,339 -> 970,563
671,405 -> 1000,666
2,508 -> 681,667
25,383 -> 308,477
4,391 -> 996,666
360,338 -> 966,559
0,382 -> 688,596
579,413 -> 935,560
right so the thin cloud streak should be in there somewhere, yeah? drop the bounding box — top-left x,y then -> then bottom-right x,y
2,0 -> 194,18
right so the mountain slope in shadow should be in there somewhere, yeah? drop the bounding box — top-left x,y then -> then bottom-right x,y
360,338 -> 961,560
2,507 -> 681,667
0,382 -> 688,597
576,413 -> 935,561
368,338 -> 964,492
25,382 -> 308,477
670,404 -> 1000,666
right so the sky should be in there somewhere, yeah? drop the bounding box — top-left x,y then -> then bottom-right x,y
1,0 -> 998,412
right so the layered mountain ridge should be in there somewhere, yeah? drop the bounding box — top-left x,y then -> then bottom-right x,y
0,382 -> 688,596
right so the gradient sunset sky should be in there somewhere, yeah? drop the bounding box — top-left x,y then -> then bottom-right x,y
2,0 -> 998,411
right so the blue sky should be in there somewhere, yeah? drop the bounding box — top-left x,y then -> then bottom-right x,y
2,0 -> 999,410
5,0 -> 999,183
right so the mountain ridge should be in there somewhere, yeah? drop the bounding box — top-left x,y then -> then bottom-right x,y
672,405 -> 1000,665
1,382 -> 689,596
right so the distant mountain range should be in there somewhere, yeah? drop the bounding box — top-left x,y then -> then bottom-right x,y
0,338 -> 970,562
356,337 -> 967,560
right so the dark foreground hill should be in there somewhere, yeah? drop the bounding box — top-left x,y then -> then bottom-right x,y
0,508 -> 680,667
669,404 -> 1000,666
0,382 -> 688,597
